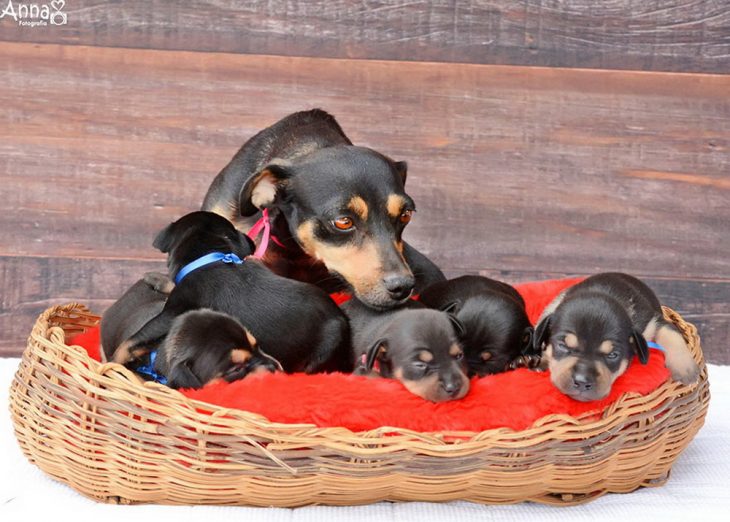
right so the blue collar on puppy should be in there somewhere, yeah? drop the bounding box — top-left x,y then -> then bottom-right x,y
136,350 -> 168,385
647,341 -> 666,353
174,252 -> 244,284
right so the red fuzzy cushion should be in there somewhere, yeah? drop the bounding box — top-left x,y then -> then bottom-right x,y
67,278 -> 670,433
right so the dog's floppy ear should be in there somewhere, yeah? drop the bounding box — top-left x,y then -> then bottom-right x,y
365,339 -> 387,372
166,361 -> 204,390
239,162 -> 293,217
152,222 -> 175,253
531,315 -> 552,355
440,300 -> 461,315
394,160 -> 407,185
631,328 -> 650,365
446,313 -> 466,338
520,326 -> 535,354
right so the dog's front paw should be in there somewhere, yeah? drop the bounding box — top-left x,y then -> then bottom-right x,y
667,351 -> 700,385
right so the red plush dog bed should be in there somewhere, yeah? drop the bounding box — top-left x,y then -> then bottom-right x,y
69,277 -> 670,433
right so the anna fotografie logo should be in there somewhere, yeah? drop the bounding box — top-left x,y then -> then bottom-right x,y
0,0 -> 67,28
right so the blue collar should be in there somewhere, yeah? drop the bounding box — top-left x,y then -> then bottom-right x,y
647,341 -> 665,353
136,350 -> 168,385
174,252 -> 244,284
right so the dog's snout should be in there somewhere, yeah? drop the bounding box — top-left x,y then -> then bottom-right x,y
572,371 -> 594,392
440,375 -> 462,397
382,274 -> 415,301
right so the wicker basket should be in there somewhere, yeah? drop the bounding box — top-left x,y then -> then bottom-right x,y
9,303 -> 709,507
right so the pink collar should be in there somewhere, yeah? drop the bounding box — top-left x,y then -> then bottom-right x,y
247,208 -> 286,259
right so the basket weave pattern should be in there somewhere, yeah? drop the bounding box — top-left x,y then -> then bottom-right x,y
9,303 -> 709,506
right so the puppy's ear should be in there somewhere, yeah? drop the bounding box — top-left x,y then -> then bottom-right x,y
440,300 -> 461,315
239,162 -> 292,217
446,313 -> 466,338
152,222 -> 175,253
394,161 -> 407,185
520,326 -> 535,354
631,328 -> 650,365
532,315 -> 552,355
365,339 -> 387,372
239,231 -> 257,255
166,362 -> 204,390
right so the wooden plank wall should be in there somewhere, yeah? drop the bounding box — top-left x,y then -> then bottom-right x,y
1,2 -> 728,362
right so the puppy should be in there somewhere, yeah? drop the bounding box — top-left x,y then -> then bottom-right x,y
202,109 -> 445,309
112,211 -> 352,375
100,272 -> 173,362
534,272 -> 700,401
419,275 -> 533,377
343,298 -> 469,402
154,309 -> 282,389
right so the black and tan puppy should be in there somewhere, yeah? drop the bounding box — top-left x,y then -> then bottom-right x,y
419,275 -> 533,377
100,272 -> 173,362
343,298 -> 469,402
202,109 -> 445,309
533,272 -> 700,402
112,211 -> 351,375
154,309 -> 282,389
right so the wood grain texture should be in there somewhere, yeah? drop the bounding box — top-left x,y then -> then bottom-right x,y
0,1 -> 728,73
0,42 -> 728,361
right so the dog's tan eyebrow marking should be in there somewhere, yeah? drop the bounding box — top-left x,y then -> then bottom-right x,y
347,196 -> 369,221
599,340 -> 614,354
231,349 -> 252,365
564,333 -> 579,348
449,343 -> 463,357
387,194 -> 407,218
418,350 -> 434,363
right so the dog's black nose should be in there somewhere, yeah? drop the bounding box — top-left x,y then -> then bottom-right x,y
382,274 -> 414,300
572,372 -> 594,392
440,377 -> 461,397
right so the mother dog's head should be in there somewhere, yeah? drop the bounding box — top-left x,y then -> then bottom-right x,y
240,145 -> 416,309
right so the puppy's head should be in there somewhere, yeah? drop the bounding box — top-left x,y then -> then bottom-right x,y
360,309 -> 470,402
534,294 -> 649,402
159,309 -> 281,389
153,211 -> 256,278
239,145 -> 417,309
446,296 -> 533,377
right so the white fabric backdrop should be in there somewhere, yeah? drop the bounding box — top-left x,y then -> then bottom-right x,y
2,357 -> 728,521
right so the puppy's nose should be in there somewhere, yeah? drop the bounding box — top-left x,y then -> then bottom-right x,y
440,377 -> 461,397
382,274 -> 414,301
572,372 -> 594,392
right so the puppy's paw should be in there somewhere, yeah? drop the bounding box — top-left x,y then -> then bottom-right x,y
143,272 -> 175,294
667,351 -> 700,385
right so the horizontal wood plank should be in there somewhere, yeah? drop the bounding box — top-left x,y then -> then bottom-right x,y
0,42 -> 727,363
0,1 -> 728,73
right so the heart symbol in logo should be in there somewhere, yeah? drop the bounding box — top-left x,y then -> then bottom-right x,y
50,0 -> 65,11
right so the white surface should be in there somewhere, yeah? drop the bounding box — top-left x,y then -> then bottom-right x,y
2,357 -> 729,521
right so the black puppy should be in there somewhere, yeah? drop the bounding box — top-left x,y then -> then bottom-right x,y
154,309 -> 282,389
202,109 -> 445,309
343,298 -> 469,402
100,272 -> 172,363
419,275 -> 533,377
111,211 -> 351,375
533,272 -> 700,402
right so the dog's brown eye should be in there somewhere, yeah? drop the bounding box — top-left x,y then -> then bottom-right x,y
606,351 -> 620,360
399,210 -> 413,224
454,352 -> 464,360
333,217 -> 353,230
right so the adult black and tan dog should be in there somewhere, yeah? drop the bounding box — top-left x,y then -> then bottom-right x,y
533,272 -> 700,401
202,109 -> 445,309
111,211 -> 351,375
